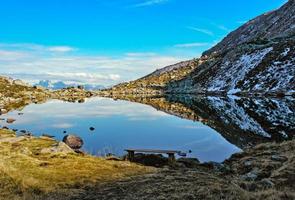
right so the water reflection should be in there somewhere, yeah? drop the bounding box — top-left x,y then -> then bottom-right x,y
106,95 -> 294,148
0,95 -> 293,162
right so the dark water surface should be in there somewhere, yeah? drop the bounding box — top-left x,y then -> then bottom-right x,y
1,96 -> 293,162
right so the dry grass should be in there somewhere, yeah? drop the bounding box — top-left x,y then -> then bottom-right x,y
0,129 -> 154,199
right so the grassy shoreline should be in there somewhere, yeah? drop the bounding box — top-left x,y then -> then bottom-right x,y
0,128 -> 155,200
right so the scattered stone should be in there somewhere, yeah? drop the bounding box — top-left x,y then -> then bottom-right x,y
260,178 -> 275,188
271,155 -> 288,162
177,158 -> 200,168
18,113 -> 24,115
89,127 -> 95,131
41,142 -> 75,154
12,129 -> 18,132
244,160 -> 253,167
6,118 -> 16,124
20,130 -> 27,133
241,168 -> 260,181
63,130 -> 67,134
62,134 -> 84,149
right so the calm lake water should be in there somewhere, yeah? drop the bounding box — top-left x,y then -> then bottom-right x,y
1,96 -> 294,162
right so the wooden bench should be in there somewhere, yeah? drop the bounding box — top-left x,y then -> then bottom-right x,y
125,149 -> 183,163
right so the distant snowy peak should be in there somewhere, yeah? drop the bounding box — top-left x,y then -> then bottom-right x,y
35,80 -> 104,90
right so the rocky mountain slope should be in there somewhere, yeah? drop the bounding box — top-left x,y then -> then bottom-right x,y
103,0 -> 295,96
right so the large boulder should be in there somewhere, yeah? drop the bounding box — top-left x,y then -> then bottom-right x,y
62,134 -> 84,149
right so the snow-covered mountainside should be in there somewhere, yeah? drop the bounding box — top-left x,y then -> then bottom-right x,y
105,0 -> 294,96
168,36 -> 295,95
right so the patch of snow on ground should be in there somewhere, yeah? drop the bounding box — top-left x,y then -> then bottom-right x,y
281,47 -> 290,57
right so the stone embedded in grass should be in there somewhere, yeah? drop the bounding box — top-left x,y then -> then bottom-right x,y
41,142 -> 75,154
62,134 -> 84,149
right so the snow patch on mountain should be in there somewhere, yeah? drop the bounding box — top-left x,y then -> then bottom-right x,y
207,47 -> 273,93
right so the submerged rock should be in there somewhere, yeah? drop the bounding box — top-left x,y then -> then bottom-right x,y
6,118 -> 16,124
62,134 -> 84,149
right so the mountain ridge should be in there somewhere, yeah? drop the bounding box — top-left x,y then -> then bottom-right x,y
102,1 -> 295,96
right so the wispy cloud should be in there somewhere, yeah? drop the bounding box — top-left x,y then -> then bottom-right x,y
131,0 -> 168,8
174,42 -> 209,48
125,52 -> 157,57
187,26 -> 214,36
48,46 -> 76,53
0,43 -> 186,86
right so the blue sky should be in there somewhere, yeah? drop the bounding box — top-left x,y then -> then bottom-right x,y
0,0 -> 287,86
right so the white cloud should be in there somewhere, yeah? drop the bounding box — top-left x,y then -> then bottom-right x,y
0,43 -> 187,86
0,50 -> 27,61
187,26 -> 214,36
48,46 -> 76,53
174,42 -> 209,48
125,52 -> 157,57
132,0 -> 168,7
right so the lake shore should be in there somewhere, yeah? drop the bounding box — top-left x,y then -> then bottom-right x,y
0,76 -> 294,199
0,127 -> 293,200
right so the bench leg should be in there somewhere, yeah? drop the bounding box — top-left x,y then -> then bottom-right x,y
168,153 -> 175,164
127,151 -> 135,162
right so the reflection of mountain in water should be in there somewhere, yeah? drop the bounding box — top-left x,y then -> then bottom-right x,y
110,95 -> 294,149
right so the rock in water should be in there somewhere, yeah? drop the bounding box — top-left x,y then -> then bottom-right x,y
62,134 -> 84,149
6,118 -> 16,124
